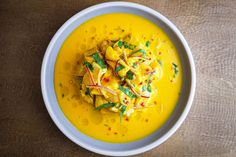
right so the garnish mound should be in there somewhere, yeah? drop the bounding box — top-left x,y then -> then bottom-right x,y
76,34 -> 162,120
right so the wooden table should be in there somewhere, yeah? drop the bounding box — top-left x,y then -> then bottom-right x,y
1,0 -> 235,156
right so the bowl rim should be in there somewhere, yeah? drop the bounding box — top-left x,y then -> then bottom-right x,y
41,1 -> 196,156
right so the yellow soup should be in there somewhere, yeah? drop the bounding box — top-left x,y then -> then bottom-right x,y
54,13 -> 182,143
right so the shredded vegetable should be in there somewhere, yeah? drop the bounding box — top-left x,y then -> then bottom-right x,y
76,35 -> 164,119
95,102 -> 116,110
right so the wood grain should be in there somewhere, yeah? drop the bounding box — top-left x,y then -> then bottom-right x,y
0,0 -> 236,156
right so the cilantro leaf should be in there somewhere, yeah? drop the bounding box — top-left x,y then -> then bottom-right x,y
146,41 -> 150,47
120,105 -> 127,122
115,65 -> 124,73
92,52 -> 107,69
118,41 -> 123,48
147,83 -> 152,92
126,70 -> 134,80
83,61 -> 94,71
118,86 -> 137,98
95,102 -> 116,110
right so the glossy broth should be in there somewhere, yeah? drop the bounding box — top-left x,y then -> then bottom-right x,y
54,13 -> 182,143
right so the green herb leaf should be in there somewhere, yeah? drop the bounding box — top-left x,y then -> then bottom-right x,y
142,85 -> 146,92
172,63 -> 179,75
121,105 -> 126,113
138,49 -> 146,54
128,44 -> 136,50
174,68 -> 179,74
115,65 -> 124,73
130,49 -> 146,56
84,61 -> 94,71
118,86 -> 137,98
118,41 -> 136,50
146,41 -> 150,47
147,83 -> 152,92
95,102 -> 116,110
123,41 -> 129,48
172,63 -> 178,68
120,105 -> 127,122
126,70 -> 134,80
118,41 -> 123,48
132,62 -> 138,68
85,87 -> 91,96
92,52 -> 107,69
157,59 -> 162,66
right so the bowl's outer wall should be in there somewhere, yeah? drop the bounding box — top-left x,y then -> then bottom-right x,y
41,2 -> 195,156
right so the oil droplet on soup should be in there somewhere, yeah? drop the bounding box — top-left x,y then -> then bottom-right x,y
54,13 -> 182,143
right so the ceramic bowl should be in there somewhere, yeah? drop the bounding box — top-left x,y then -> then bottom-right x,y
41,2 -> 196,156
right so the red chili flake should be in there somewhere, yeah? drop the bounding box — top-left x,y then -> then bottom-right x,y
125,118 -> 129,121
159,52 -> 162,55
141,102 -> 145,107
139,82 -> 143,85
125,101 -> 129,105
124,97 -> 127,100
114,132 -> 118,135
103,77 -> 110,82
108,127 -> 111,131
146,68 -> 150,72
149,52 -> 151,55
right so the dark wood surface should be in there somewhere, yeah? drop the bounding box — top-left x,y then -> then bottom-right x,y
1,0 -> 236,156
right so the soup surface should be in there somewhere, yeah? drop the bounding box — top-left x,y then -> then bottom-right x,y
54,13 -> 182,143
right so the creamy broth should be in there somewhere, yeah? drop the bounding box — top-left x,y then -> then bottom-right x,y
54,13 -> 182,143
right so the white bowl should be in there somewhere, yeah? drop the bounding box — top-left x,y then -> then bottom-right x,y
41,2 -> 196,156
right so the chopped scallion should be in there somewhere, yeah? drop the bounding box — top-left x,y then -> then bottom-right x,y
126,70 -> 134,80
120,105 -> 127,122
115,65 -> 124,73
95,102 -> 116,110
147,83 -> 152,92
118,86 -> 137,98
92,52 -> 107,69
118,41 -> 123,48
